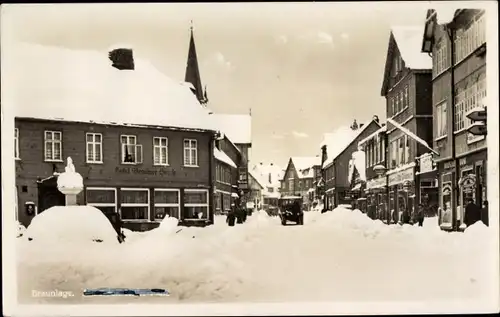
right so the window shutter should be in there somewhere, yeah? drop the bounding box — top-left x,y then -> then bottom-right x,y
136,144 -> 143,164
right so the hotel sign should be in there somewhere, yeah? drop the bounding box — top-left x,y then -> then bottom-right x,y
366,177 -> 386,190
419,153 -> 433,174
388,167 -> 414,187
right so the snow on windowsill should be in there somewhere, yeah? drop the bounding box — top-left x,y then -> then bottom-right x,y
183,165 -> 200,168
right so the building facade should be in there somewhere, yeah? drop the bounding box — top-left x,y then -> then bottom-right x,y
15,118 -> 216,230
322,119 -> 381,210
214,136 -> 241,215
380,26 -> 434,223
280,157 -> 320,209
422,9 -> 487,230
358,124 -> 388,220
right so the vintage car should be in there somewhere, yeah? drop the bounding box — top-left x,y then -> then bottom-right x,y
278,195 -> 304,225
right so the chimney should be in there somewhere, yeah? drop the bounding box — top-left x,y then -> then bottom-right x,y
109,48 -> 135,70
268,173 -> 272,184
260,162 -> 263,165
270,163 -> 274,166
350,119 -> 359,131
373,115 -> 380,123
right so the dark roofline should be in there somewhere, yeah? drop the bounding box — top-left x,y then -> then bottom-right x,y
15,116 -> 218,135
336,119 -> 382,160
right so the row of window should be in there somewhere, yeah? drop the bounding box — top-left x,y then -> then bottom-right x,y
433,12 -> 486,78
214,191 -> 232,212
216,164 -> 232,185
286,178 -> 313,192
454,77 -> 487,132
388,85 -> 410,117
389,135 -> 411,169
365,134 -> 386,168
454,13 -> 486,65
86,187 -> 209,221
14,130 -> 199,167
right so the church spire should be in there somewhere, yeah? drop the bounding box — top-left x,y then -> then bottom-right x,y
185,20 -> 207,105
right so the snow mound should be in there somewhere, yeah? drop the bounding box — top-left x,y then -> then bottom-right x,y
24,206 -> 118,244
247,209 -> 277,227
17,222 -> 26,238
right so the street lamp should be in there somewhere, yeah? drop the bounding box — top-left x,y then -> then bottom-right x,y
373,164 -> 388,224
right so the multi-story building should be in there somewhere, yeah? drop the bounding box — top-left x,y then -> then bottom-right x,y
280,157 -> 321,209
10,43 -> 219,230
358,124 -> 388,220
380,26 -> 435,223
247,170 -> 265,210
421,9 -> 487,230
184,26 -> 252,211
321,118 -> 382,209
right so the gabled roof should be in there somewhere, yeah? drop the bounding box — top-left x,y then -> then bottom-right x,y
322,119 -> 381,168
5,42 -> 215,132
287,157 -> 321,179
358,125 -> 387,147
248,170 -> 265,189
380,26 -> 432,96
214,148 -> 237,168
210,114 -> 252,144
252,163 -> 283,189
291,156 -> 321,171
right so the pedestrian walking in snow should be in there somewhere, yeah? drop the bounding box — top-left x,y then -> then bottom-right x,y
226,205 -> 236,227
464,198 -> 481,227
414,204 -> 425,227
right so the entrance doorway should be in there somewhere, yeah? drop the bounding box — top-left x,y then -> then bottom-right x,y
37,176 -> 65,213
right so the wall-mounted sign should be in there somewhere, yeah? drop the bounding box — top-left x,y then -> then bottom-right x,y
366,177 -> 386,190
419,153 -> 433,174
460,174 -> 476,194
388,166 -> 414,187
115,166 -> 175,177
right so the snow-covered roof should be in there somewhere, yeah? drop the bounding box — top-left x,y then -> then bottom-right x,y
291,157 -> 321,171
391,26 -> 432,70
248,170 -> 266,189
214,148 -> 237,168
358,125 -> 387,147
251,163 -> 283,190
4,42 -> 216,132
322,121 -> 377,168
209,114 -> 252,144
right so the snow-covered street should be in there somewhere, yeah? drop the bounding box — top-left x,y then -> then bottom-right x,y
17,208 -> 494,307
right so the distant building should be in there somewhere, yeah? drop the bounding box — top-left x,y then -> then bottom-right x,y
280,157 -> 321,210
9,43 -> 218,230
252,162 -> 283,213
380,25 -> 435,223
421,9 -> 487,230
321,118 -> 382,209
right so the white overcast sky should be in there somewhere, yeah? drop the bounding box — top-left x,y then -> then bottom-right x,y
0,2 -> 489,167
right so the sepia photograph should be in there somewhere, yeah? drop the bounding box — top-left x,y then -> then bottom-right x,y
1,1 -> 499,316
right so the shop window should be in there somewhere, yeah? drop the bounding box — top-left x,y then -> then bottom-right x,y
184,189 -> 209,219
440,173 -> 453,227
223,193 -> 231,212
120,188 -> 149,221
154,189 -> 180,220
86,187 -> 117,215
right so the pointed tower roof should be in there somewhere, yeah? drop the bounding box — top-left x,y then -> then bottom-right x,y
184,21 -> 206,104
